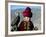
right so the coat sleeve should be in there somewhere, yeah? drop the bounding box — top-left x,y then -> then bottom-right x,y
18,21 -> 24,31
30,21 -> 34,30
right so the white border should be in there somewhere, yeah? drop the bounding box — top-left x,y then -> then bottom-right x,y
8,2 -> 44,35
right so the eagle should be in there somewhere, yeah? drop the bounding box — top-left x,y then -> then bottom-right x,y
11,13 -> 20,31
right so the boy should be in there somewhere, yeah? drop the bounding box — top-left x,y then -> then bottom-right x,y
18,7 -> 34,31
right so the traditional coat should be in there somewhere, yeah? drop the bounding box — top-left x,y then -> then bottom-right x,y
18,7 -> 34,31
18,21 -> 34,31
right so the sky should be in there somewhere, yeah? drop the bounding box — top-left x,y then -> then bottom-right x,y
11,5 -> 41,10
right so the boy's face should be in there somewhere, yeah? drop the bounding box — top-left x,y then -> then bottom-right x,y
23,17 -> 30,22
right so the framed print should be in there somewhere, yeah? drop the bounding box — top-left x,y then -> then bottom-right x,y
7,1 -> 45,35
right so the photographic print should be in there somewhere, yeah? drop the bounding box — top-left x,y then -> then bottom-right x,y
8,2 -> 45,35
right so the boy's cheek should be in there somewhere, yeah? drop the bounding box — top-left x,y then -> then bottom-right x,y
24,18 -> 29,22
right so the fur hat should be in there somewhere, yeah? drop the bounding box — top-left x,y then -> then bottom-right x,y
23,7 -> 32,18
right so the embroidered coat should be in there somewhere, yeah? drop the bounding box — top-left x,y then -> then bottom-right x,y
18,21 -> 34,31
